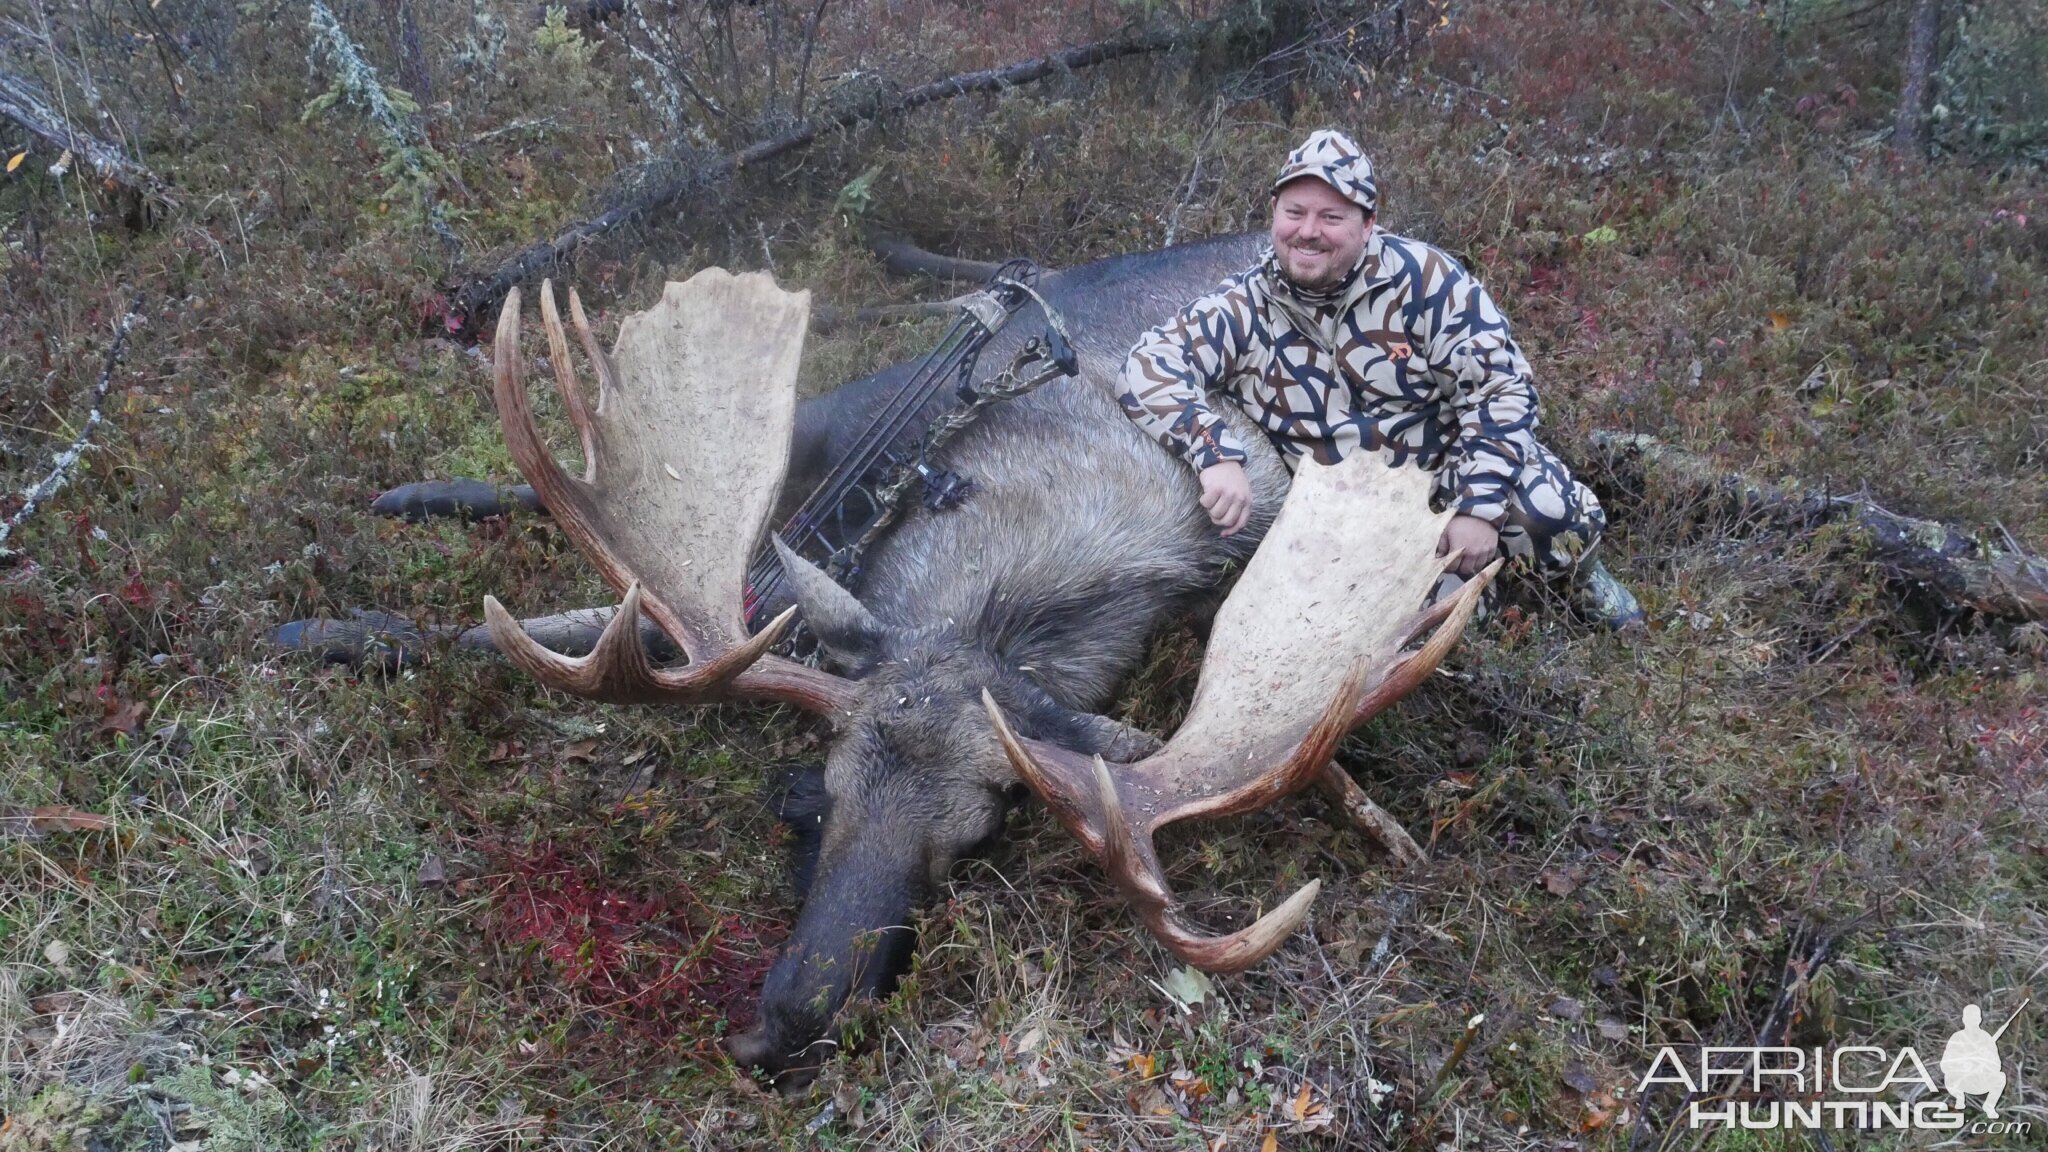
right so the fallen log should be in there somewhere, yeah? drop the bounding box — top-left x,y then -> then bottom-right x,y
446,21 -> 1210,336
1589,431 -> 2048,624
0,70 -> 175,211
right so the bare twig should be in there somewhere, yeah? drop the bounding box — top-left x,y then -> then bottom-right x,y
1162,98 -> 1225,247
0,296 -> 144,563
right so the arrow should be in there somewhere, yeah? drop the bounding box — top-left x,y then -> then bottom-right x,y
1989,999 -> 2029,1043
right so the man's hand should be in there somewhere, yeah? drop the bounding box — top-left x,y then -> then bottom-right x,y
1199,461 -> 1252,536
1437,514 -> 1500,576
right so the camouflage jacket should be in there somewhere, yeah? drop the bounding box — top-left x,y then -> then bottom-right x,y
1117,230 -> 1540,526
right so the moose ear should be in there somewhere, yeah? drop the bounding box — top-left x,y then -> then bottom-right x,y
772,536 -> 883,668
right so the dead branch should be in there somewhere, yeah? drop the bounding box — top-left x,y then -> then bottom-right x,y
1590,431 -> 2048,624
272,605 -> 679,670
447,21 -> 1212,335
0,69 -> 174,210
0,296 -> 144,563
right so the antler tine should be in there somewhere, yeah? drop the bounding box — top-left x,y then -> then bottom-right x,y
1091,752 -> 1329,974
537,280 -> 598,482
1088,756 -> 1171,907
564,286 -> 619,417
1142,880 -> 1323,974
1350,558 -> 1501,727
485,583 -> 800,704
983,659 -> 1370,973
493,286 -> 593,522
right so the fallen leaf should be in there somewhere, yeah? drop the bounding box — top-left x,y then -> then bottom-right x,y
1769,310 -> 1793,331
1550,996 -> 1584,1020
1159,965 -> 1213,1011
1261,1130 -> 1278,1152
1539,865 -> 1585,897
1562,1064 -> 1599,1094
1581,1089 -> 1620,1130
6,150 -> 24,173
100,698 -> 147,735
1276,1079 -> 1336,1133
418,854 -> 447,886
1597,1017 -> 1629,1041
561,739 -> 598,762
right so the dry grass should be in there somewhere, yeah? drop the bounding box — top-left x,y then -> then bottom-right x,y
2,0 -> 2044,1148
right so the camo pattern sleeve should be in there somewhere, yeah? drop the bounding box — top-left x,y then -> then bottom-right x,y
1421,265 -> 1540,526
1117,276 -> 1257,471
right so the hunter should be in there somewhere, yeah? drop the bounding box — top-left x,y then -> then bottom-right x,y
1116,129 -> 1644,630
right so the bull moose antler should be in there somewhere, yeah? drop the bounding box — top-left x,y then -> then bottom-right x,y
984,455 -> 1499,973
483,274 -> 856,716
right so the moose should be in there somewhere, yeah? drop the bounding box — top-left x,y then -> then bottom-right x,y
290,233 -> 1494,1078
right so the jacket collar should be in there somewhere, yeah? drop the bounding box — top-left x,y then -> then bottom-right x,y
1257,227 -> 1383,350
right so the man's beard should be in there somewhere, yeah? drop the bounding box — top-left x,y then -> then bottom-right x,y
1280,245 -> 1345,291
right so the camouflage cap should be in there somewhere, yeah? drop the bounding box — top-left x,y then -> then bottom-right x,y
1271,129 -> 1377,216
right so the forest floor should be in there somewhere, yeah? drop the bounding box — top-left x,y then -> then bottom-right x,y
1,1 -> 2043,1149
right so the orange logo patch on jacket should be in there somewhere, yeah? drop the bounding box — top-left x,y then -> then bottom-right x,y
1387,342 -> 1412,361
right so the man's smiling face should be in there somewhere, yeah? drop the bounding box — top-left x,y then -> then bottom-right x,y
1270,177 -> 1371,292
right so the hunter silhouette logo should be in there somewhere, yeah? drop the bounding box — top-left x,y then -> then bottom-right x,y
1942,1002 -> 2025,1118
1639,998 -> 2031,1135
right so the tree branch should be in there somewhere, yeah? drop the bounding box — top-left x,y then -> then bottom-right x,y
0,69 -> 174,209
446,20 -> 1213,336
0,296 -> 144,564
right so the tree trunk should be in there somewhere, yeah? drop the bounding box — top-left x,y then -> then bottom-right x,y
1893,0 -> 1943,161
379,0 -> 434,105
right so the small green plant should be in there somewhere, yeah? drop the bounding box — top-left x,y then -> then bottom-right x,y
536,6 -> 600,68
836,164 -> 885,223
